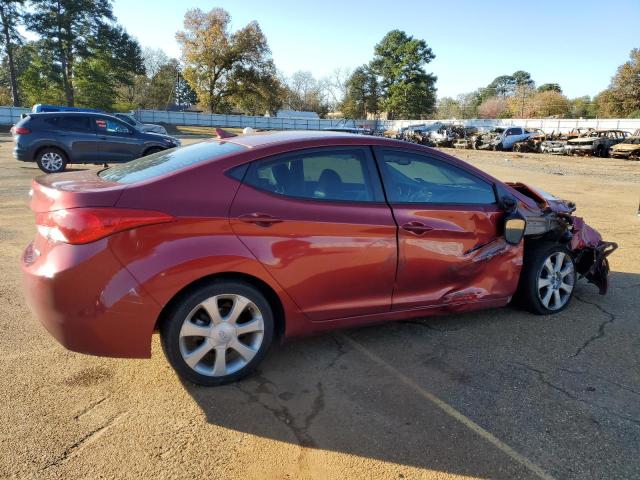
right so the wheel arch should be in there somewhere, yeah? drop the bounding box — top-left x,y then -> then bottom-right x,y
154,271 -> 286,340
34,144 -> 69,162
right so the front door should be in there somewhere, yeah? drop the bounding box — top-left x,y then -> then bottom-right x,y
94,117 -> 141,163
230,146 -> 397,321
373,147 -> 522,310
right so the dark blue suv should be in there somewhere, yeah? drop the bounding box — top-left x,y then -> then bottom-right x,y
13,112 -> 181,173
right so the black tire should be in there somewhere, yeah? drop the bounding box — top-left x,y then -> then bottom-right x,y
517,242 -> 576,315
143,146 -> 163,156
36,147 -> 67,173
160,280 -> 274,386
493,142 -> 503,151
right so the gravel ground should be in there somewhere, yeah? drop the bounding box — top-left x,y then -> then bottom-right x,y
0,135 -> 639,480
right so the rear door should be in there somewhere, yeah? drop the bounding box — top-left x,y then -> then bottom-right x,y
94,117 -> 142,162
44,115 -> 99,163
230,146 -> 397,321
373,147 -> 522,310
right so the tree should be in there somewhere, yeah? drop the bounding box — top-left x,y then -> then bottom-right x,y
596,48 -> 640,117
436,97 -> 462,119
527,90 -> 570,117
477,96 -> 509,118
370,30 -> 437,118
27,0 -> 115,106
282,70 -> 330,116
569,96 -> 596,118
175,69 -> 197,109
19,40 -> 65,106
0,0 -> 24,106
538,83 -> 562,93
176,8 -> 275,113
0,39 -> 33,105
341,65 -> 379,118
74,24 -> 144,110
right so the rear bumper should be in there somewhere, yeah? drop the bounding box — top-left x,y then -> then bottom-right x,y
21,239 -> 161,358
13,144 -> 33,161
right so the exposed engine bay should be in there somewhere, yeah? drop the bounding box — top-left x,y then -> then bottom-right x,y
506,182 -> 617,294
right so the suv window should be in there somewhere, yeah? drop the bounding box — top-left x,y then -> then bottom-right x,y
245,148 -> 375,202
115,114 -> 136,127
95,117 -> 132,134
57,115 -> 92,132
99,140 -> 245,183
377,150 -> 496,204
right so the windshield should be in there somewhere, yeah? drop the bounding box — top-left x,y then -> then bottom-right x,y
99,140 -> 246,183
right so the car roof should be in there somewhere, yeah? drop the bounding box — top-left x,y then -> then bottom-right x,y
30,111 -> 119,118
225,130 -> 402,149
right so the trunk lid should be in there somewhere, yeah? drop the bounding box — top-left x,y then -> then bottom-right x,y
30,170 -> 125,213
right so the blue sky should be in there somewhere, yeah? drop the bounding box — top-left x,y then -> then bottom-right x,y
113,0 -> 639,99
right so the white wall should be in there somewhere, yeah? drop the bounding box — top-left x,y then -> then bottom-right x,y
1,106 -> 638,135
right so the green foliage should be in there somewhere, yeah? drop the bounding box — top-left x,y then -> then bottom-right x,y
370,30 -> 436,118
538,83 -> 562,93
595,48 -> 640,118
341,65 -> 379,118
18,41 -> 65,106
0,0 -> 25,106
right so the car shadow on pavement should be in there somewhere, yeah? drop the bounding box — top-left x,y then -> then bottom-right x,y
181,271 -> 640,479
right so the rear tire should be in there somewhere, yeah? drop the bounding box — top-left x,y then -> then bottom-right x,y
160,281 -> 274,386
517,242 -> 576,315
36,148 -> 67,173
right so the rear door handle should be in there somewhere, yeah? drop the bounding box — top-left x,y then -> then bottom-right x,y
401,221 -> 433,235
238,213 -> 283,228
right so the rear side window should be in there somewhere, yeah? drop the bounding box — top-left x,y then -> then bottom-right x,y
58,116 -> 92,131
99,140 -> 245,183
244,148 -> 376,202
377,150 -> 496,205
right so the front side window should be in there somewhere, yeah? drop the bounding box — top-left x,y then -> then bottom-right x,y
377,150 -> 496,205
245,149 -> 375,202
95,117 -> 132,135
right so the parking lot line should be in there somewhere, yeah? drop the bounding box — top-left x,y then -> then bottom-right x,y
339,333 -> 556,480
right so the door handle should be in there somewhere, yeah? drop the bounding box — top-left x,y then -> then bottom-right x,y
238,213 -> 283,228
401,221 -> 433,235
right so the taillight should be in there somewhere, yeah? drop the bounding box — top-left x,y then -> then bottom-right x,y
35,208 -> 174,244
13,126 -> 30,135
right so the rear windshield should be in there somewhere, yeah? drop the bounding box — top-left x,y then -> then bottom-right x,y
99,140 -> 245,183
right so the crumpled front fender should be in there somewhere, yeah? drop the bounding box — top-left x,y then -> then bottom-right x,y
570,217 -> 618,294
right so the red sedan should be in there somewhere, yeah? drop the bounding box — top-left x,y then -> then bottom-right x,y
21,131 -> 616,385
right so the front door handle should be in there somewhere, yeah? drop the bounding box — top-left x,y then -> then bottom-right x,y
401,221 -> 433,235
238,213 -> 283,228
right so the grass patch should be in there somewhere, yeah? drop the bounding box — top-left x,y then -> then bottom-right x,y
160,124 -> 245,136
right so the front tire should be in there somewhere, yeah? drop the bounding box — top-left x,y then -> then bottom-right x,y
518,242 -> 576,315
36,148 -> 67,173
160,281 -> 274,386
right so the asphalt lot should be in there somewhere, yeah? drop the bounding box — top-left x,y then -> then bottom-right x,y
0,133 -> 639,479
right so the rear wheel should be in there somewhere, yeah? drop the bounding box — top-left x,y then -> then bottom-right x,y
36,148 -> 67,173
160,281 -> 274,386
518,242 -> 576,315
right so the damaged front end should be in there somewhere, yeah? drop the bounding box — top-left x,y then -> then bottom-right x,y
506,182 -> 617,294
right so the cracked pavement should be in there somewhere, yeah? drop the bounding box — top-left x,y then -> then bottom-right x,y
1,137 -> 639,479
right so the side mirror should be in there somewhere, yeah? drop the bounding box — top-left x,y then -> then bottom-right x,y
500,195 -> 518,213
504,216 -> 526,245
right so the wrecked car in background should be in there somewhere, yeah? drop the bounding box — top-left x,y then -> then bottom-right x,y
513,129 -> 547,153
565,129 -> 629,157
471,126 -> 531,151
609,135 -> 640,160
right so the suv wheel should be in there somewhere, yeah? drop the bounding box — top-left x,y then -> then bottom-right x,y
518,242 -> 576,315
36,148 -> 67,173
160,281 -> 274,386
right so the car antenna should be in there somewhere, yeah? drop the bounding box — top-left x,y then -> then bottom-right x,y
215,128 -> 237,139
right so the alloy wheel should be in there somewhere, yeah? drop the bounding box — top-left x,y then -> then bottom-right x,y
537,251 -> 575,310
40,152 -> 63,172
178,294 -> 265,377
